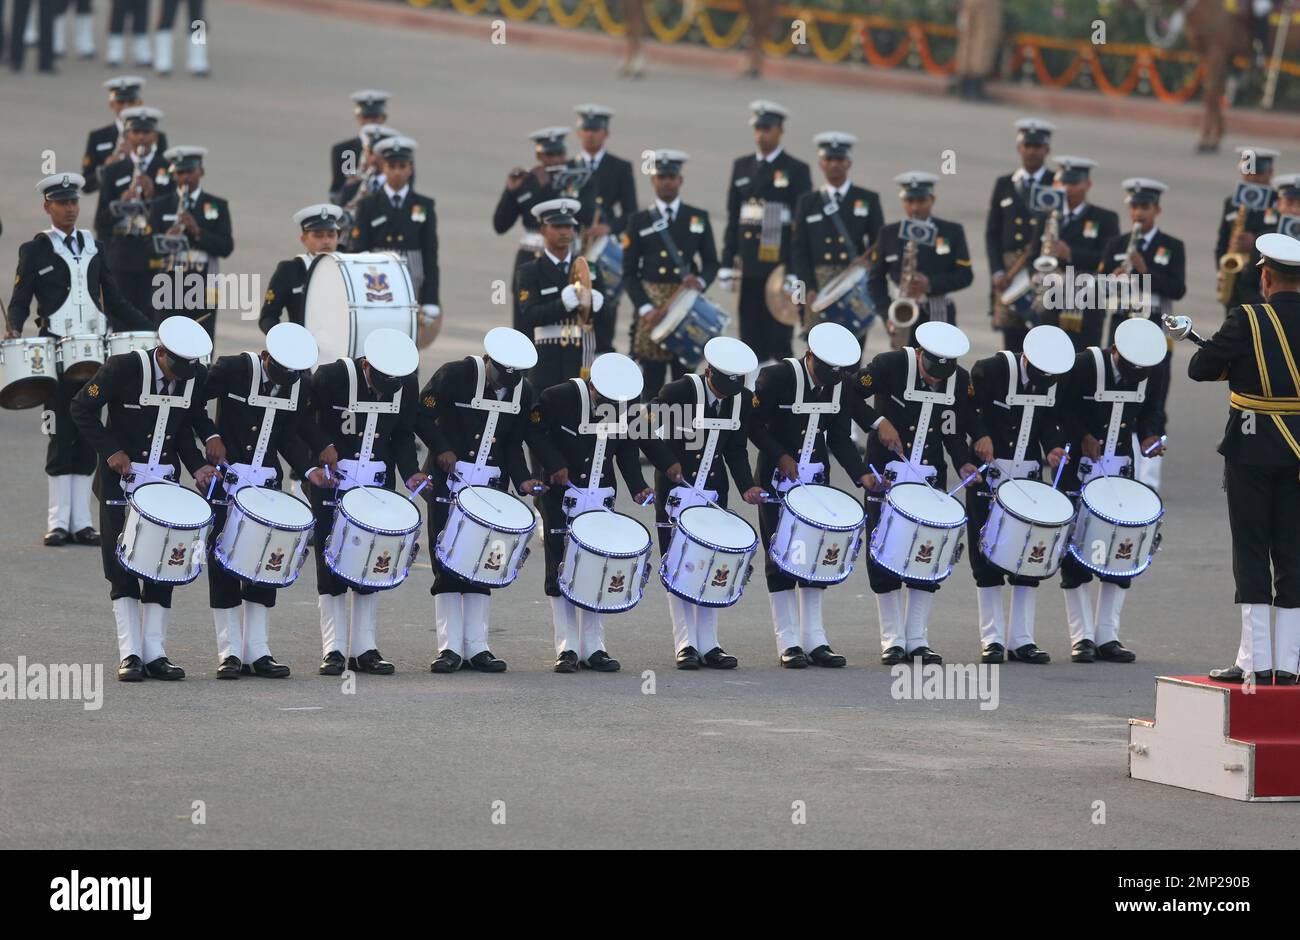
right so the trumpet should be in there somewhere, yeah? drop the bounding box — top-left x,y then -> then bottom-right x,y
1105,223 -> 1145,315
166,182 -> 190,237
886,237 -> 920,349
1218,205 -> 1249,305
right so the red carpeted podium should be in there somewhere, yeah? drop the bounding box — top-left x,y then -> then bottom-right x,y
1129,676 -> 1300,801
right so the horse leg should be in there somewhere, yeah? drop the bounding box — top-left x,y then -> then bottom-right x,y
1197,45 -> 1229,153
620,0 -> 646,77
742,0 -> 769,78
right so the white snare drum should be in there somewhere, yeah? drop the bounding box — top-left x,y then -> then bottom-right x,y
56,333 -> 105,382
116,482 -> 214,584
769,484 -> 866,585
1067,476 -> 1163,578
0,337 -> 57,410
435,484 -> 535,587
214,486 -> 315,587
304,252 -> 417,365
979,478 -> 1076,579
324,486 -> 421,590
558,510 -> 653,612
869,482 -> 966,583
106,330 -> 159,358
660,505 -> 758,607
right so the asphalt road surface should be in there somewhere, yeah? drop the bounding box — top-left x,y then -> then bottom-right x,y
0,1 -> 1294,849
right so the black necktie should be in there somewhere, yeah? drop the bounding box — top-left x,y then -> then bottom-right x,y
665,207 -> 675,225
558,259 -> 569,276
391,194 -> 402,209
65,235 -> 79,257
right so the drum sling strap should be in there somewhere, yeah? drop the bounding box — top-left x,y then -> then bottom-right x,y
902,346 -> 955,465
45,229 -> 103,337
686,373 -> 741,488
340,357 -> 401,490
130,347 -> 195,492
456,356 -> 522,484
649,209 -> 689,277
565,377 -> 626,515
228,351 -> 300,492
1089,345 -> 1146,459
1234,304 -> 1300,477
996,349 -> 1056,483
821,190 -> 859,259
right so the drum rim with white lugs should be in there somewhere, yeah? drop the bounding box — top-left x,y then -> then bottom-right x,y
559,509 -> 653,612
979,478 -> 1077,578
304,251 -> 417,364
116,481 -> 214,584
325,485 -> 422,589
55,333 -> 105,382
0,336 -> 57,410
770,484 -> 866,584
869,482 -> 966,583
434,484 -> 536,586
660,505 -> 759,607
105,330 -> 159,356
783,483 -> 869,531
649,288 -> 700,345
1067,475 -> 1164,578
214,486 -> 315,586
810,263 -> 868,314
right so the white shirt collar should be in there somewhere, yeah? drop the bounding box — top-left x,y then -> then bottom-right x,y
544,248 -> 574,267
1139,225 -> 1160,248
133,144 -> 157,168
582,148 -> 606,168
1067,200 -> 1088,219
825,181 -> 851,201
49,227 -> 81,251
187,186 -> 203,202
655,197 -> 682,217
757,146 -> 783,164
383,183 -> 410,203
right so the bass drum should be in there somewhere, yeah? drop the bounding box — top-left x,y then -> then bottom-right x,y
303,252 -> 418,365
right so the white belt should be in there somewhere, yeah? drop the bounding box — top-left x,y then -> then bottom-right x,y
739,204 -> 791,225
533,324 -> 581,344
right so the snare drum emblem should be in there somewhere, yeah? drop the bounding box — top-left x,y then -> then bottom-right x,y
608,570 -> 626,593
710,565 -> 730,587
484,548 -> 503,571
1028,542 -> 1047,565
265,549 -> 285,572
913,541 -> 934,564
823,545 -> 842,566
372,550 -> 392,574
363,267 -> 393,303
30,346 -> 45,372
167,545 -> 187,566
1116,539 -> 1134,561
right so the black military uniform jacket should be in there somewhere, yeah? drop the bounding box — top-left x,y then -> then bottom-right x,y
81,124 -> 169,195
204,353 -> 329,481
258,256 -> 311,333
622,202 -> 719,311
1189,293 -> 1300,467
1055,348 -> 1165,459
969,352 -> 1066,462
866,217 -> 974,313
415,357 -> 537,491
491,167 -> 597,240
722,150 -> 813,279
8,230 -> 152,335
1057,202 -> 1121,275
147,188 -> 235,280
853,349 -> 983,480
517,250 -> 608,387
1098,226 -> 1187,313
530,380 -> 648,494
350,188 -> 440,306
1214,195 -> 1278,308
984,167 -> 1056,275
69,349 -> 217,498
790,183 -> 883,291
94,148 -> 176,273
642,374 -> 755,500
577,151 -> 638,236
309,359 -> 420,483
750,357 -> 868,487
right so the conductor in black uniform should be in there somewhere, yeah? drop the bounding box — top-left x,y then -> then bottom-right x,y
81,76 -> 168,196
1214,147 -> 1279,315
1044,156 -> 1120,351
329,90 -> 390,203
719,100 -> 812,364
1190,233 -> 1300,685
258,204 -> 344,334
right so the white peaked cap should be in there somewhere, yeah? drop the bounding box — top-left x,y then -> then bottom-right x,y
807,322 -> 860,368
704,336 -> 758,377
915,321 -> 970,361
1023,325 -> 1075,375
158,316 -> 212,360
590,353 -> 643,402
484,326 -> 538,370
363,328 -> 419,377
1114,317 -> 1166,368
266,323 -> 319,372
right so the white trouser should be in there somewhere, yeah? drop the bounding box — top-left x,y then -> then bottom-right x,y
132,33 -> 152,65
1275,608 -> 1300,676
903,587 -> 933,652
1133,433 -> 1163,490
47,475 -> 71,532
436,593 -> 465,657
552,596 -> 578,656
75,13 -> 95,56
242,601 -> 271,662
1062,586 -> 1094,646
1094,582 -> 1127,646
696,607 -> 719,654
578,608 -> 607,660
350,592 -> 378,656
71,474 -> 93,531
141,603 -> 168,663
877,589 -> 905,652
797,586 -> 828,651
213,607 -> 241,661
462,594 -> 490,659
976,585 -> 1005,649
668,594 -> 697,653
52,14 -> 65,55
770,589 -> 799,652
319,594 -> 348,656
188,32 -> 209,73
154,29 -> 173,73
113,598 -> 142,661
106,34 -> 125,65
1008,585 -> 1037,650
1236,604 -> 1273,674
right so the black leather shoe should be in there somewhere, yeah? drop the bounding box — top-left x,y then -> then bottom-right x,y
808,645 -> 846,668
144,657 -> 184,680
676,645 -> 702,670
907,646 -> 943,665
351,649 -> 395,674
583,650 -> 621,672
43,527 -> 69,546
73,526 -> 100,545
881,646 -> 906,666
779,646 -> 809,668
250,655 -> 290,678
554,650 -> 579,673
981,643 -> 1005,665
1071,639 -> 1097,663
117,655 -> 144,682
1275,671 -> 1298,686
468,650 -> 507,672
431,650 -> 462,674
1096,640 -> 1136,663
319,650 -> 346,676
217,656 -> 242,679
702,647 -> 738,669
1209,664 -> 1274,684
1010,643 -> 1051,664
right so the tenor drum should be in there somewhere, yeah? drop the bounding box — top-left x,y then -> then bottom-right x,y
661,505 -> 758,608
435,484 -> 535,587
214,486 -> 315,587
810,263 -> 877,334
1067,476 -> 1163,578
769,484 -> 866,585
650,288 -> 729,368
56,333 -> 105,382
0,337 -> 56,410
106,330 -> 158,358
558,510 -> 653,612
869,482 -> 966,583
324,486 -> 421,590
304,252 -> 417,365
979,478 -> 1076,579
116,482 -> 214,585
584,234 -> 624,297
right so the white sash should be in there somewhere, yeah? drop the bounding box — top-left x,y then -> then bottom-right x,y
450,357 -> 523,489
45,229 -> 103,337
129,348 -> 194,492
1089,346 -> 1145,458
686,373 -> 740,489
999,349 -> 1055,472
338,357 -> 400,491
226,351 -> 300,492
902,346 -> 955,466
787,356 -> 839,473
564,378 -> 618,515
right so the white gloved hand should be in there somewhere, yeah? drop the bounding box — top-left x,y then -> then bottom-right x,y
419,304 -> 441,323
716,267 -> 737,292
561,284 -> 579,310
591,290 -> 604,313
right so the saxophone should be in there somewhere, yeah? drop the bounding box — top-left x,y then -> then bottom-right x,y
886,237 -> 920,350
1217,205 -> 1249,305
1105,223 -> 1143,315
